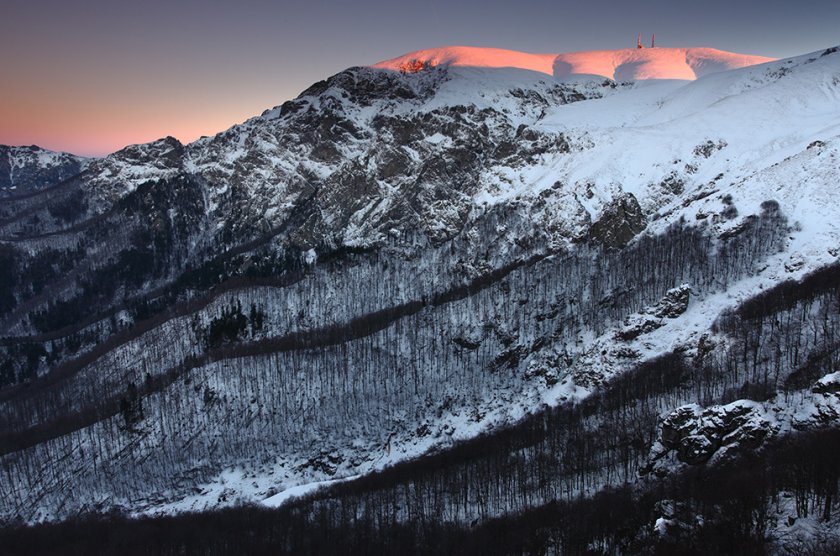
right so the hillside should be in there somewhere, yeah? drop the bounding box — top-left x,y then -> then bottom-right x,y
1,44 -> 839,553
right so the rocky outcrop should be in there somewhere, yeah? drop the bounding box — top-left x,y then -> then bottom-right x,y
653,401 -> 776,467
645,372 -> 840,477
588,192 -> 646,249
618,285 -> 691,341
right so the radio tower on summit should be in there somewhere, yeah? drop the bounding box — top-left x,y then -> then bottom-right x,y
637,33 -> 656,48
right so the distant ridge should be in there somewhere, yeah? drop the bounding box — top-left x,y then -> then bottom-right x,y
373,45 -> 775,81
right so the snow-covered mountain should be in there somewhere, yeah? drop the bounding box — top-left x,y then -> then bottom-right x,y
0,145 -> 89,197
2,44 -> 840,553
373,45 -> 775,80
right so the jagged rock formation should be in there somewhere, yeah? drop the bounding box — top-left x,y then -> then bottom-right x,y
645,372 -> 840,475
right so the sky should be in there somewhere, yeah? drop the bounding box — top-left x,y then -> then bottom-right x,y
2,0 -> 838,157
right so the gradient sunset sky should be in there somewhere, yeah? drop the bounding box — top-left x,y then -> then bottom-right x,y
3,0 -> 838,156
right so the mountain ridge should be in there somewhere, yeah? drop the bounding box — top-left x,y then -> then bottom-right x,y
373,45 -> 776,81
0,44 -> 839,553
0,145 -> 89,197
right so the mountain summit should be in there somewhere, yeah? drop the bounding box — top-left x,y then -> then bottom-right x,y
373,45 -> 775,81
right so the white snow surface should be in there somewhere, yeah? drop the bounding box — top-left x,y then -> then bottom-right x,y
373,45 -> 775,81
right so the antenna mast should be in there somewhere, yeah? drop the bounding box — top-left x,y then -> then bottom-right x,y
651,33 -> 655,48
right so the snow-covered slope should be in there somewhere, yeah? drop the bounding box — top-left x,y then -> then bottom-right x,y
1,45 -> 840,552
374,46 -> 560,74
0,145 -> 89,196
374,45 -> 775,81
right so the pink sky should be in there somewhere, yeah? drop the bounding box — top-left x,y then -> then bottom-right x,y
2,73 -> 303,157
2,0 -> 834,157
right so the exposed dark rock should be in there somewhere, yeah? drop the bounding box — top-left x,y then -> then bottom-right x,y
693,139 -> 727,159
588,192 -> 646,249
654,401 -> 774,466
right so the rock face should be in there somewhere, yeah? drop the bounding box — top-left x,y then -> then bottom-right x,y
650,401 -> 776,468
0,45 -> 839,536
588,192 -> 646,249
645,371 -> 840,476
617,284 -> 691,340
